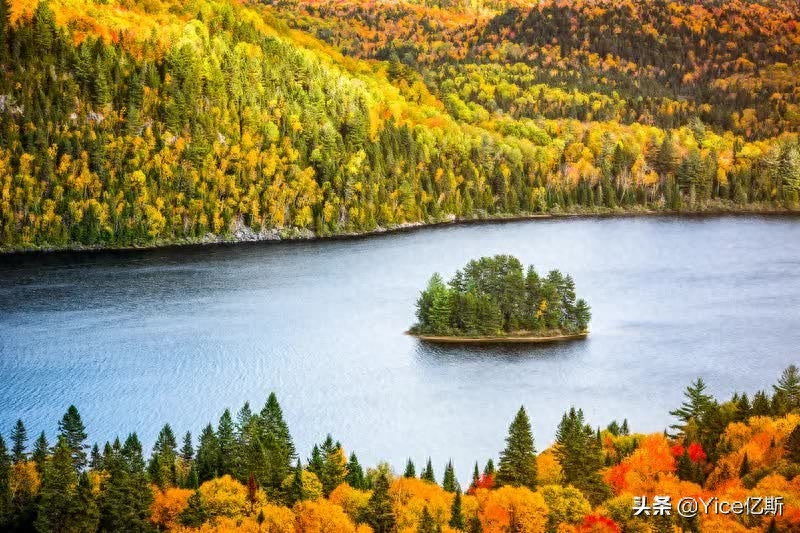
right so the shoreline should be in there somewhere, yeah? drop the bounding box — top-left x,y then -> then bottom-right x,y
2,204 -> 799,256
409,332 -> 589,344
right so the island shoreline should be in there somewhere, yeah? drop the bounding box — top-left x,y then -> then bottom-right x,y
408,331 -> 589,344
2,205 -> 799,256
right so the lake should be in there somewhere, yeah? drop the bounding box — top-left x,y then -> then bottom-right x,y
1,216 -> 799,483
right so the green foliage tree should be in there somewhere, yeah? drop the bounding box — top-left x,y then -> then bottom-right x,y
364,472 -> 396,533
554,407 -> 609,505
496,406 -> 537,490
58,406 -> 88,471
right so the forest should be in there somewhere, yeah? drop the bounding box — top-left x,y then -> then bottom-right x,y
3,366 -> 800,531
412,255 -> 590,337
1,0 -> 800,251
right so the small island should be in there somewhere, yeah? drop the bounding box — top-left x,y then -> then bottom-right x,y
409,255 -> 590,343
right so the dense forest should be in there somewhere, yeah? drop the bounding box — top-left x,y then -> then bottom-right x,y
412,255 -> 590,337
2,366 -> 800,531
1,0 -> 800,251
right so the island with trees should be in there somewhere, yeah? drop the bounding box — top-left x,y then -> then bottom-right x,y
410,255 -> 591,343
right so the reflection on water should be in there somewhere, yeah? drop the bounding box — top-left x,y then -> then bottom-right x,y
1,216 -> 800,482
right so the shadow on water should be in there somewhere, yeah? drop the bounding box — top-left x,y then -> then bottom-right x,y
413,337 -> 589,364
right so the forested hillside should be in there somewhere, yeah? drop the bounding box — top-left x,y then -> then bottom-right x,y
3,367 -> 800,531
1,0 -> 799,251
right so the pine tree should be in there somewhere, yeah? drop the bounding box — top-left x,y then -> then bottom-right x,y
308,444 -> 324,478
417,506 -> 436,533
483,459 -> 495,476
149,423 -> 178,488
196,424 -> 219,483
259,393 -> 296,491
471,462 -> 480,489
31,432 -> 49,474
774,365 -> 800,412
320,436 -> 347,496
71,472 -> 99,532
420,458 -> 436,483
0,436 -> 12,527
364,472 -> 396,533
739,452 -> 750,478
752,390 -> 772,416
620,419 -> 629,436
217,409 -> 236,476
404,458 -> 416,478
35,436 -> 79,533
467,515 -> 483,533
554,407 -> 609,505
785,424 -> 800,464
669,378 -> 713,436
180,432 -> 194,462
449,489 -> 465,530
287,460 -> 305,505
9,420 -> 28,464
90,443 -> 102,470
179,490 -> 207,527
346,452 -> 366,489
442,460 -> 458,492
58,405 -> 88,471
496,406 -> 537,490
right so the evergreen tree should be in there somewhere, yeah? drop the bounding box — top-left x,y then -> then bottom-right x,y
364,472 -> 396,533
739,452 -> 750,478
10,419 -> 27,463
179,490 -> 207,528
320,436 -> 347,496
180,432 -> 194,462
417,506 -> 436,533
90,443 -> 102,470
346,452 -> 366,489
449,489 -> 465,530
31,431 -> 49,474
0,436 -> 12,527
71,472 -> 99,532
442,460 -> 458,492
308,444 -> 324,478
785,424 -> 800,464
259,393 -> 296,491
149,423 -> 178,488
752,390 -> 772,416
35,436 -> 79,533
217,409 -> 236,476
196,424 -> 219,483
471,462 -> 480,489
287,460 -> 305,505
496,406 -> 537,490
620,419 -> 630,436
58,405 -> 88,471
669,378 -> 713,436
774,365 -> 800,412
483,459 -> 495,476
467,516 -> 483,533
420,458 -> 436,483
404,458 -> 416,478
554,407 -> 609,505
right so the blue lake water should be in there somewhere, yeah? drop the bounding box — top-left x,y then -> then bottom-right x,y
1,216 -> 799,482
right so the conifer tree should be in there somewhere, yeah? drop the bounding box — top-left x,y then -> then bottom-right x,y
739,452 -> 750,477
417,506 -> 436,533
785,424 -> 800,464
496,406 -> 537,490
196,424 -> 220,483
149,423 -> 178,488
442,460 -> 458,492
31,432 -> 49,474
90,443 -> 102,470
259,393 -> 296,491
364,472 -> 396,533
35,436 -> 79,533
346,452 -> 366,489
180,432 -> 194,462
308,444 -> 324,478
449,489 -> 465,530
58,405 -> 88,471
287,460 -> 305,505
404,458 -> 417,478
320,436 -> 347,496
179,490 -> 207,528
217,410 -> 236,476
10,419 -> 27,464
774,365 -> 800,412
483,459 -> 495,476
0,436 -> 11,527
554,407 -> 609,505
420,458 -> 436,483
620,419 -> 630,436
471,462 -> 480,489
670,378 -> 713,436
467,516 -> 483,533
752,390 -> 772,416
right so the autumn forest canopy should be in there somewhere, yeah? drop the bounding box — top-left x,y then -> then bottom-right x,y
1,0 -> 800,250
412,255 -> 590,337
3,366 -> 800,531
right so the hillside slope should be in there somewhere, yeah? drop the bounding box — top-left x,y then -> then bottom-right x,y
0,0 -> 798,251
